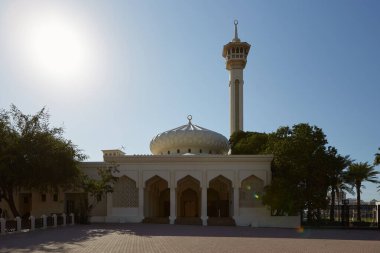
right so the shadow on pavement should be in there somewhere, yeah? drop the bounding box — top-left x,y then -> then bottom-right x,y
1,223 -> 379,252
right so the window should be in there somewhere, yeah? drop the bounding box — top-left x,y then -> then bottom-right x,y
167,151 -> 170,154
232,48 -> 235,53
209,150 -> 212,154
188,148 -> 191,153
199,149 -> 202,153
41,194 -> 46,202
177,149 -> 180,154
53,193 -> 58,202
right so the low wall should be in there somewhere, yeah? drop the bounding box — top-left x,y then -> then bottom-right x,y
237,207 -> 300,228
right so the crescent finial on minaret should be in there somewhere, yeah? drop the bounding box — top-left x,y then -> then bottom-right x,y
233,20 -> 240,42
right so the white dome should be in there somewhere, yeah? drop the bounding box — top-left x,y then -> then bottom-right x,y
150,116 -> 229,155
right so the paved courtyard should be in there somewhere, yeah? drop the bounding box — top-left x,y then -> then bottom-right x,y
1,223 -> 380,253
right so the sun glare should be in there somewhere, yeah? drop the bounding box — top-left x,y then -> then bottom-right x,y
1,2 -> 99,89
26,16 -> 88,81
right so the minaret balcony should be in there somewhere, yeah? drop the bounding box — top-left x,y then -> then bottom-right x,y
226,54 -> 247,60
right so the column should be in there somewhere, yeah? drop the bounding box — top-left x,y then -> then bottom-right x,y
138,187 -> 144,220
233,187 -> 239,221
30,216 -> 35,231
52,214 -> 57,227
15,216 -> 21,232
41,215 -> 47,229
62,213 -> 66,226
169,187 -> 176,224
0,218 -> 6,235
70,213 -> 75,225
201,187 -> 207,226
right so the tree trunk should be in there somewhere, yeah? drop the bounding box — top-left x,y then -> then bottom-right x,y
336,190 -> 341,222
356,183 -> 361,222
329,188 -> 336,222
5,189 -> 20,218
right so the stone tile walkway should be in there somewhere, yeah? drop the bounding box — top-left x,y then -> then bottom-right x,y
1,223 -> 379,253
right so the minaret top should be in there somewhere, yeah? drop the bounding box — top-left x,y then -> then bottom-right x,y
222,20 -> 251,70
232,20 -> 240,42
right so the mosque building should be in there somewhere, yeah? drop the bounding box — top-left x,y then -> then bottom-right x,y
79,21 -> 298,227
1,21 -> 299,228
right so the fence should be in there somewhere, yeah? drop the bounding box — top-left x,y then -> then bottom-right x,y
302,204 -> 379,228
0,213 -> 75,235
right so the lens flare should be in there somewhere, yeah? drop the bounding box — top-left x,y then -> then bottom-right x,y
296,226 -> 304,233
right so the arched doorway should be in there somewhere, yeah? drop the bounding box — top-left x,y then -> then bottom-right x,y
207,175 -> 232,218
176,175 -> 201,225
144,176 -> 170,219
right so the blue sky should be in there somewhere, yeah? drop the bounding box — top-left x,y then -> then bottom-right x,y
0,0 -> 379,200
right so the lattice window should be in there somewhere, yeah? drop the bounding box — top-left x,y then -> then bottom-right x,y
113,176 -> 138,207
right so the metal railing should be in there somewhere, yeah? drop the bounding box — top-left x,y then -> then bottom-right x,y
301,204 -> 379,229
0,213 -> 75,235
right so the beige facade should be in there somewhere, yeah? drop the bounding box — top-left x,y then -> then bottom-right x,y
76,154 -> 299,228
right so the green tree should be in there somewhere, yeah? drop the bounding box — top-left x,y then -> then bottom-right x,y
265,124 -> 330,222
0,105 -> 86,217
78,166 -> 118,222
231,124 -> 338,222
230,131 -> 269,155
345,162 -> 379,222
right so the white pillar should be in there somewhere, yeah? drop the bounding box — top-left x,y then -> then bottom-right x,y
0,218 -> 5,235
62,213 -> 66,226
70,213 -> 75,225
233,187 -> 239,221
30,216 -> 35,231
201,187 -> 208,226
52,214 -> 57,227
41,215 -> 47,229
138,187 -> 144,221
15,216 -> 21,232
169,187 -> 176,224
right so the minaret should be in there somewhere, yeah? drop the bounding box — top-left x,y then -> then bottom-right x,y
222,20 -> 251,136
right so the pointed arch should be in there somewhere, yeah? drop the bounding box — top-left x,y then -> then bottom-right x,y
144,175 -> 169,218
208,175 -> 233,217
177,175 -> 201,218
239,175 -> 264,208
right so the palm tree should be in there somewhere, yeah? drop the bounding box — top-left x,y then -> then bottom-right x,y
330,177 -> 353,222
345,162 -> 379,222
375,148 -> 380,166
325,147 -> 351,222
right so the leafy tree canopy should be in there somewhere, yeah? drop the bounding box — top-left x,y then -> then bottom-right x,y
231,123 -> 351,221
0,105 -> 86,217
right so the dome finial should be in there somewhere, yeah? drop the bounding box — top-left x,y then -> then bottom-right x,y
187,115 -> 192,122
233,20 -> 240,42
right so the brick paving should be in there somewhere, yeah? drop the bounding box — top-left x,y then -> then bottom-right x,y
1,223 -> 380,253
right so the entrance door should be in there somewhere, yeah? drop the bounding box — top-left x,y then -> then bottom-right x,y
181,189 -> 198,217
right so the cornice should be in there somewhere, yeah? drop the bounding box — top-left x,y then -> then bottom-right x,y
81,154 -> 273,165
